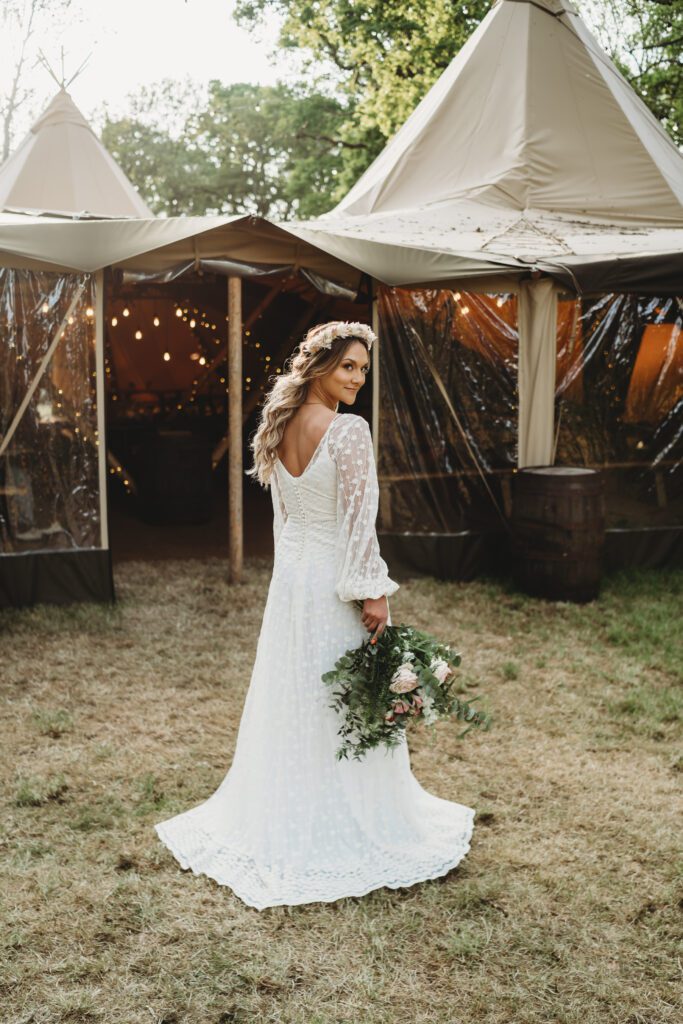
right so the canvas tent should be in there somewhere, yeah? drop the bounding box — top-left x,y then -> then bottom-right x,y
285,0 -> 683,574
0,89 -> 153,218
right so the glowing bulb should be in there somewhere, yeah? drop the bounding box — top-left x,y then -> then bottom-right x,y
198,356 -> 206,365
111,317 -> 118,327
190,352 -> 200,361
189,319 -> 196,328
85,307 -> 94,317
42,303 -> 49,314
461,305 -> 470,315
175,308 -> 183,318
122,307 -> 130,317
163,351 -> 171,361
153,316 -> 160,327
135,330 -> 143,340
68,316 -> 74,325
496,297 -> 504,307
454,291 -> 462,301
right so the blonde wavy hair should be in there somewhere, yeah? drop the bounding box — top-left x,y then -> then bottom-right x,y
246,322 -> 372,488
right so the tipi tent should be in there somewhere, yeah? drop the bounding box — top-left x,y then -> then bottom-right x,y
286,0 -> 683,575
0,88 -> 153,218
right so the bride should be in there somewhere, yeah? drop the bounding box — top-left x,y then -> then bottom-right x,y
154,320 -> 475,910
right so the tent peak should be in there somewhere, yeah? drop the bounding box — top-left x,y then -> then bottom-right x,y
30,89 -> 94,136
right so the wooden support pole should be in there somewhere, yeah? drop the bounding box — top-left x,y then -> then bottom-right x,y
228,276 -> 243,583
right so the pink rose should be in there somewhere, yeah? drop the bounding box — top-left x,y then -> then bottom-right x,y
389,663 -> 420,694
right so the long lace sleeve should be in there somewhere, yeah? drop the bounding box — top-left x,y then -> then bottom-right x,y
331,415 -> 400,603
270,469 -> 287,548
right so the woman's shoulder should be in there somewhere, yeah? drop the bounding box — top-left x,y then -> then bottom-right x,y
332,412 -> 370,433
329,413 -> 372,457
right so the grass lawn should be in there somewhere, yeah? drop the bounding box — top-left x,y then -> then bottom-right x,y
1,559 -> 681,1024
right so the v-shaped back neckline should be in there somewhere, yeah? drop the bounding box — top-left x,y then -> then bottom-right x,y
276,413 -> 341,481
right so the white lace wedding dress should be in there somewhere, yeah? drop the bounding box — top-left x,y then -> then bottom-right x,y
154,412 -> 475,909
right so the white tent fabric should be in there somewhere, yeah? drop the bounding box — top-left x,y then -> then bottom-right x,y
0,89 -> 153,219
289,0 -> 683,293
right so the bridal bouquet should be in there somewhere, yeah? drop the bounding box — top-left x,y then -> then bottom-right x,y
322,613 -> 490,761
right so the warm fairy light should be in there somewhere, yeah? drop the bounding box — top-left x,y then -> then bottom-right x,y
496,297 -> 505,307
189,319 -> 196,328
461,305 -> 470,315
454,291 -> 462,301
68,316 -> 74,325
135,330 -> 143,340
175,308 -> 183,318
85,307 -> 94,317
198,356 -> 206,365
163,351 -> 171,361
111,316 -> 118,327
122,307 -> 130,317
190,352 -> 200,360
42,302 -> 49,314
153,316 -> 160,327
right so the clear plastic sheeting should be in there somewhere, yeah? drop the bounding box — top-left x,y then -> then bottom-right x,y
555,294 -> 683,529
377,286 -> 518,534
0,269 -> 101,553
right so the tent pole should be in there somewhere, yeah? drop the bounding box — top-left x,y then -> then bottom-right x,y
517,277 -> 557,467
371,279 -> 380,464
228,275 -> 243,584
94,270 -> 109,550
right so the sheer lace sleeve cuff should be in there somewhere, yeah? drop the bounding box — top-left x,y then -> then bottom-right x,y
330,415 -> 400,604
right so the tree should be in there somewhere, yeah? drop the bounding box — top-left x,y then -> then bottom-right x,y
99,79 -> 351,218
234,0 -> 491,201
1,0 -> 78,161
577,0 -> 683,146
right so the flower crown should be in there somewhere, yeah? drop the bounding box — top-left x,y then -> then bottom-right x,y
301,321 -> 377,357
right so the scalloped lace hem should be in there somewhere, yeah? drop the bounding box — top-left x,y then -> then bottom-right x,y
154,808 -> 475,911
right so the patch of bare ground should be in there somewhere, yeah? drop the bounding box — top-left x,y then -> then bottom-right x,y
1,560 -> 681,1024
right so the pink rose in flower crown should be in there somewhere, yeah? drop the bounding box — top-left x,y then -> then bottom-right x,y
389,663 -> 420,694
429,656 -> 454,684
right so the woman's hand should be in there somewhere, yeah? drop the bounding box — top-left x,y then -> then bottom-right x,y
361,595 -> 389,643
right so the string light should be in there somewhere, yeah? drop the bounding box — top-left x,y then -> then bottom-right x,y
135,330 -> 143,340
175,308 -> 183,318
122,307 -> 130,317
42,303 -> 49,314
85,307 -> 94,318
111,316 -> 118,327
163,352 -> 171,361
153,316 -> 160,327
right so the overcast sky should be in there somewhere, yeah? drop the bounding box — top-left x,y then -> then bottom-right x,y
2,0 -> 291,138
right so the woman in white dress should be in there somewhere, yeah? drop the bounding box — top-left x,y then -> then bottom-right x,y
154,320 -> 475,910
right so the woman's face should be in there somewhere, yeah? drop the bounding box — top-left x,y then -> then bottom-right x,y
322,341 -> 370,407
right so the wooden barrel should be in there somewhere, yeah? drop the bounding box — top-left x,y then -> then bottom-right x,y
136,431 -> 213,524
511,467 -> 605,602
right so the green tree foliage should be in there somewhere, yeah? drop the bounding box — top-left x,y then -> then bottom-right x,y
235,0 -> 490,198
100,79 -> 350,218
577,0 -> 683,146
